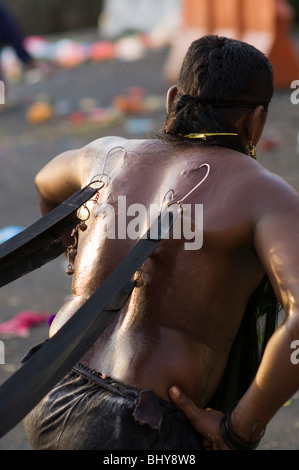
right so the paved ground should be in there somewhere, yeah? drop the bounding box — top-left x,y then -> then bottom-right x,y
0,28 -> 298,451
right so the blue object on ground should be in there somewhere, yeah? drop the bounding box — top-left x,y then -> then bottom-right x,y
0,226 -> 24,244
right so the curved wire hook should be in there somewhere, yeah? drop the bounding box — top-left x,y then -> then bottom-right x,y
89,145 -> 127,185
175,163 -> 210,205
159,189 -> 176,215
88,145 -> 127,206
100,145 -> 127,182
161,163 -> 211,213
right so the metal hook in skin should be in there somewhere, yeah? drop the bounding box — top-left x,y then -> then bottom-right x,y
89,146 -> 127,186
89,175 -> 109,187
178,163 -> 210,204
159,163 -> 211,216
88,145 -> 127,207
100,145 -> 127,181
157,163 -> 211,240
159,189 -> 176,215
168,163 -> 211,208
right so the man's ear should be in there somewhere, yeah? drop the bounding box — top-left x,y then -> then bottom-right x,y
246,105 -> 268,145
166,86 -> 178,113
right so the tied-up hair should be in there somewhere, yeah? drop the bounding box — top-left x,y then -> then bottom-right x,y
161,35 -> 273,154
163,93 -> 247,153
177,94 -> 269,111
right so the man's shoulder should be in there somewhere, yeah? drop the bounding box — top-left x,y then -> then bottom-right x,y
255,163 -> 298,195
216,153 -> 299,218
246,162 -> 299,213
84,136 -> 129,154
82,136 -> 155,159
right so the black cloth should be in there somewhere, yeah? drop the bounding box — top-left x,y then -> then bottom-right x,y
23,350 -> 203,450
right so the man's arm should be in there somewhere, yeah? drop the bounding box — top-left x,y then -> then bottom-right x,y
35,144 -> 90,216
34,136 -> 128,216
228,176 -> 299,442
34,137 -> 122,216
170,174 -> 299,449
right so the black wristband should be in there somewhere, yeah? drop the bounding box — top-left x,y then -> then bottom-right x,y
220,410 -> 262,450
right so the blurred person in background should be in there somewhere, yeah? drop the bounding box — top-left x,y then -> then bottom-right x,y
0,1 -> 36,80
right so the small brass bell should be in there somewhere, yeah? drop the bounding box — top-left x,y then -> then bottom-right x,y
66,264 -> 74,275
79,221 -> 88,231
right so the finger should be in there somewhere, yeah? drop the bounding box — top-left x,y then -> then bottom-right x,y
169,386 -> 204,429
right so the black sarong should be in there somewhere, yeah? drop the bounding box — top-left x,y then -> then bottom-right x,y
22,346 -> 203,451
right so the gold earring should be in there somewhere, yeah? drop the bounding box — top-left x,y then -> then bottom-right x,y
246,141 -> 257,159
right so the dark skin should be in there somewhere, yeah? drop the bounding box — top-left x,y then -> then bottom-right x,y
35,87 -> 299,450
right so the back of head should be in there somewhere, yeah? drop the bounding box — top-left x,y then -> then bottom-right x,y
162,35 -> 274,153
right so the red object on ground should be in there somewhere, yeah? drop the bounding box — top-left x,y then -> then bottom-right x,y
0,311 -> 49,337
90,41 -> 115,61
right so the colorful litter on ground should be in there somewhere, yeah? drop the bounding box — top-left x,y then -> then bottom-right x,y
0,32 -> 160,83
24,87 -> 164,130
0,311 -> 49,338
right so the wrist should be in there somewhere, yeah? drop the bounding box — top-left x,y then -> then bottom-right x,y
220,404 -> 265,450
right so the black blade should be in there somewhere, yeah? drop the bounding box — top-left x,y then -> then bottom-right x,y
0,226 -> 163,438
0,186 -> 97,287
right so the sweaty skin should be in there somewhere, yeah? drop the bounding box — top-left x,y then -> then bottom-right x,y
35,135 -> 299,447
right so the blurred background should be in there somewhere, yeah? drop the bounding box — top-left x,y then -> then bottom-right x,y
4,0 -> 299,36
5,0 -> 105,35
0,0 -> 298,451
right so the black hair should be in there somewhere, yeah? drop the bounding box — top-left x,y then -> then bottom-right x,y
160,35 -> 274,153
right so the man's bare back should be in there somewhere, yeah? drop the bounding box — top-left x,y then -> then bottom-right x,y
27,35 -> 299,451
46,136 -> 280,407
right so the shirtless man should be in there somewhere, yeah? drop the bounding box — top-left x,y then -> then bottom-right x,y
24,36 -> 299,450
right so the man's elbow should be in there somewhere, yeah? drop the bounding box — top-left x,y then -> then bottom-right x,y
285,307 -> 299,340
34,170 -> 44,193
34,171 -> 57,215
